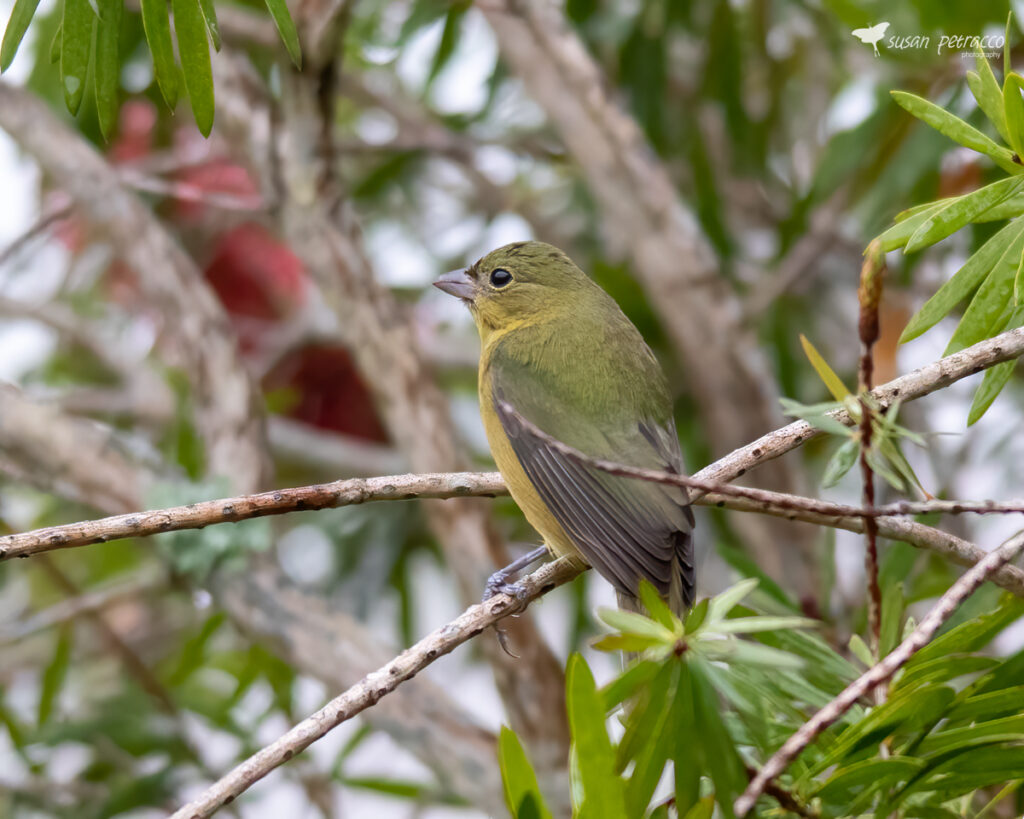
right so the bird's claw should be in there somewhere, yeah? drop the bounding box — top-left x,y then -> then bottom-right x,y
495,625 -> 520,659
483,575 -> 530,603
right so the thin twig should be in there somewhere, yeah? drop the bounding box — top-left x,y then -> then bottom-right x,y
0,473 -> 506,560
5,472 -> 1024,595
706,490 -> 1024,597
859,241 -> 885,655
169,557 -> 580,819
734,529 -> 1024,817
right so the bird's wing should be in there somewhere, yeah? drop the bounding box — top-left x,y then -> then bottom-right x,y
490,359 -> 695,608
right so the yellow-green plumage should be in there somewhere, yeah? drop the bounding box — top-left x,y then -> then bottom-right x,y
435,241 -> 695,613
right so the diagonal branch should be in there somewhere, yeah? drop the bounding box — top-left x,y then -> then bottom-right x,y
170,556 -> 580,819
734,528 -> 1024,817
0,473 -> 505,560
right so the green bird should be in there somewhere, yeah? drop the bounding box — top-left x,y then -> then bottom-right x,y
435,241 -> 695,614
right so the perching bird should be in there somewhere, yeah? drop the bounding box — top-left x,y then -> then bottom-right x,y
434,241 -> 695,615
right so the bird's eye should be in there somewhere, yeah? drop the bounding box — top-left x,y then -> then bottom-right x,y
489,268 -> 513,288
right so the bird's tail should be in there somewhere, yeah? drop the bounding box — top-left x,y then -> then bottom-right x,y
616,531 -> 695,666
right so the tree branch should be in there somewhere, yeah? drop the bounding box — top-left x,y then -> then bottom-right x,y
704,490 -> 1024,597
170,557 -> 581,819
735,528 -> 1024,816
7,473 -> 1024,597
0,472 -> 505,560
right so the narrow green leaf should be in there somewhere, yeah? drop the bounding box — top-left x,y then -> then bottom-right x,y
891,90 -> 1020,174
263,0 -> 301,68
876,434 -> 927,497
869,449 -> 909,492
566,654 -> 626,818
700,639 -> 804,670
591,633 -> 664,654
849,633 -> 873,667
1003,73 -> 1024,158
637,578 -> 677,630
816,757 -> 925,801
972,49 -> 1010,144
822,438 -> 859,487
1005,12 -> 1013,80
877,201 -> 949,251
945,686 -> 1024,725
947,227 -> 1024,353
139,0 -> 177,107
968,359 -> 1017,424
426,3 -> 466,89
600,660 -> 660,710
975,192 -> 1024,221
596,608 -> 675,642
905,177 -> 1024,253
196,0 -> 220,50
49,22 -> 62,64
779,397 -> 851,436
172,0 -> 213,136
0,0 -> 42,71
671,665 -> 700,813
682,796 -> 715,819
93,0 -> 121,140
1015,245 -> 1024,305
712,616 -> 816,635
901,219 -> 1024,343
916,715 -> 1024,757
910,596 -> 1024,666
689,662 -> 746,815
499,726 -> 553,819
707,579 -> 758,622
620,665 -> 676,815
894,654 -> 998,692
39,625 -> 72,725
894,198 -> 955,222
61,0 -> 94,115
799,333 -> 850,400
684,596 -> 709,632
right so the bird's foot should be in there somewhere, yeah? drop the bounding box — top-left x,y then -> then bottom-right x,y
483,574 -> 530,603
482,545 -> 549,604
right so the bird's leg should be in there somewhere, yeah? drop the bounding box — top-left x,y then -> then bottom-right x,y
487,545 -> 549,659
484,545 -> 549,602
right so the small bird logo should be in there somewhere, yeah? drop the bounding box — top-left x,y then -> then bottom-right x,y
851,22 -> 890,56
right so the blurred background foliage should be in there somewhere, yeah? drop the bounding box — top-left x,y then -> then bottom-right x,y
2,0 -> 1024,815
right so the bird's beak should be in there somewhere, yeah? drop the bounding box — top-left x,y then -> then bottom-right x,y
433,268 -> 475,301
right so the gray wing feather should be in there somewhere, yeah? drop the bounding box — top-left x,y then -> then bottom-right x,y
494,384 -> 695,610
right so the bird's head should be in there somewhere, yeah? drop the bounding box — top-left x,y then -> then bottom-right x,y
434,241 -> 594,338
